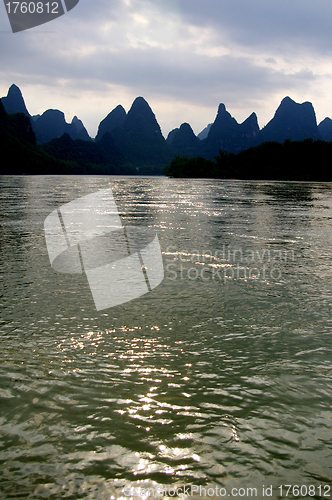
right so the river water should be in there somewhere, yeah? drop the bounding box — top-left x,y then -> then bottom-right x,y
0,175 -> 332,499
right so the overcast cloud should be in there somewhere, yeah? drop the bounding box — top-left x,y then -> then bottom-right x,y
1,0 -> 332,137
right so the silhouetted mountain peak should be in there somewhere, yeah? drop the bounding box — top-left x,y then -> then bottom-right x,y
109,96 -> 173,168
239,112 -> 259,137
43,109 -> 65,122
7,83 -> 22,98
169,122 -> 197,142
72,116 -> 83,131
71,115 -> 91,141
124,97 -> 162,137
33,109 -> 91,143
243,111 -> 258,125
197,123 -> 212,140
166,127 -> 179,144
166,122 -> 200,157
95,105 -> 126,141
130,96 -> 151,113
319,117 -> 332,128
318,117 -> 332,141
217,103 -> 226,113
280,96 -> 294,105
204,103 -> 239,148
260,96 -> 319,142
277,96 -> 315,118
1,84 -> 91,144
1,84 -> 30,116
210,103 -> 238,134
200,105 -> 260,156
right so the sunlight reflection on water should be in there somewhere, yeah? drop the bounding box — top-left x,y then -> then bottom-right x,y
0,176 -> 332,498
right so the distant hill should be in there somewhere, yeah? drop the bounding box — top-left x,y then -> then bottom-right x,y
105,96 -> 174,172
318,117 -> 332,142
258,96 -> 319,143
0,100 -> 129,175
0,99 -> 64,174
32,109 -> 91,144
200,104 -> 260,158
1,84 -> 91,144
1,84 -> 30,117
166,123 -> 200,157
95,105 -> 126,142
197,123 -> 212,140
71,116 -> 92,141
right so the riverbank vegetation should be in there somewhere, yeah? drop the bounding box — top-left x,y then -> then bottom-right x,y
165,139 -> 332,181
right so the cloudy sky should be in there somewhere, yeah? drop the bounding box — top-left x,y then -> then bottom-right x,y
1,0 -> 332,138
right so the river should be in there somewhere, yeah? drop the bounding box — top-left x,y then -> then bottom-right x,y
0,175 -> 331,499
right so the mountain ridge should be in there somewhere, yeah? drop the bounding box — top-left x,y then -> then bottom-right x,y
2,84 -> 332,174
1,84 -> 91,144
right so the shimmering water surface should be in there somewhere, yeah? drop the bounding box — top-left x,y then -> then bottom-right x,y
0,176 -> 332,499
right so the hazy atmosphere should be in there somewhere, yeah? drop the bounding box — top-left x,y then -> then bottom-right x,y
1,0 -> 332,137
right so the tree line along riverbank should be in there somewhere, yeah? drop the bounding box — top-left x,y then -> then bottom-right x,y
164,139 -> 332,181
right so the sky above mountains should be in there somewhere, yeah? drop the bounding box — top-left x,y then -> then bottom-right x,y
1,0 -> 332,138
